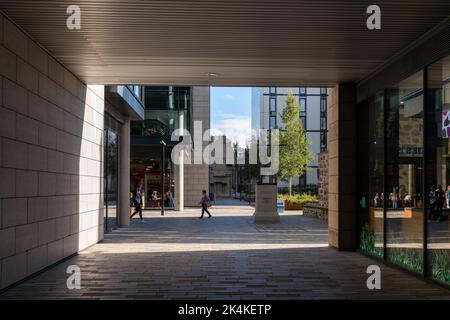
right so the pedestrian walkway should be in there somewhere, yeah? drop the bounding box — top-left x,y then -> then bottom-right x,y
213,197 -> 253,206
1,204 -> 449,299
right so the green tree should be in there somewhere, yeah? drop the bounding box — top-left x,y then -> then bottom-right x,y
279,92 -> 313,195
242,136 -> 260,183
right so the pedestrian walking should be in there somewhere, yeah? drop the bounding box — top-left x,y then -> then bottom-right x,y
131,186 -> 144,222
198,190 -> 212,219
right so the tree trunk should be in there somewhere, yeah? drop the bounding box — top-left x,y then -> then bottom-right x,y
289,176 -> 293,196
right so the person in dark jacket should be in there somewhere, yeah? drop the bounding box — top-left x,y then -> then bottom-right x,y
434,185 -> 445,221
198,190 -> 212,219
131,186 -> 144,222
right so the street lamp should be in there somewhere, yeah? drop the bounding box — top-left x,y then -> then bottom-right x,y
160,140 -> 166,216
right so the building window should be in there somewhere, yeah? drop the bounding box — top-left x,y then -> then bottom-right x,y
357,71 -> 425,272
385,70 -> 424,274
298,174 -> 306,187
104,113 -> 120,233
299,96 -> 307,129
269,87 -> 277,95
270,95 -> 276,112
357,92 -> 385,259
270,115 -> 277,129
320,132 -> 327,152
320,93 -> 327,153
132,86 -> 191,137
127,85 -> 142,100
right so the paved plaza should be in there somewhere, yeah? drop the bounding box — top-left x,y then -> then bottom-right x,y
1,200 -> 449,299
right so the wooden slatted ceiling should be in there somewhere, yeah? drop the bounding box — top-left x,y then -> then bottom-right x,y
0,0 -> 449,86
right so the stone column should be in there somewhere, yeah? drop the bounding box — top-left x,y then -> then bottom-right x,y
328,84 -> 357,250
119,118 -> 131,227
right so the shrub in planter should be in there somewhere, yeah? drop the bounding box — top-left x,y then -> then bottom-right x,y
277,193 -> 317,210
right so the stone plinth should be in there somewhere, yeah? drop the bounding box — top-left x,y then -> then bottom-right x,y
253,184 -> 280,223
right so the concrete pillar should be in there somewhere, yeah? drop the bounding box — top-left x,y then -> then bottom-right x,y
175,150 -> 184,211
119,118 -> 131,227
328,83 -> 357,250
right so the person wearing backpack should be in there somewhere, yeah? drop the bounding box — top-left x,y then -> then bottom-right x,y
198,189 -> 212,219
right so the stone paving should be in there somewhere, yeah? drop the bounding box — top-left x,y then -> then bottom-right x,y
1,201 -> 449,299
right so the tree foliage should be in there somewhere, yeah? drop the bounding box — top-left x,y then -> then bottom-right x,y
278,92 -> 313,195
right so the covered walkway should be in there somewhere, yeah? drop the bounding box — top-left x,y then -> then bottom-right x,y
1,204 -> 448,299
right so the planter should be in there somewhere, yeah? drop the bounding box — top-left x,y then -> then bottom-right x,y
284,202 -> 304,210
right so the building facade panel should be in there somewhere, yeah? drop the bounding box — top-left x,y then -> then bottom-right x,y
251,87 -> 328,188
0,15 -> 105,290
357,52 -> 450,286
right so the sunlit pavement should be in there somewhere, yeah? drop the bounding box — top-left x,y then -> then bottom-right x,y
1,201 -> 449,299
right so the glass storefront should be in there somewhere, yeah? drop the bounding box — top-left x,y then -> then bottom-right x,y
104,114 -> 120,232
358,55 -> 450,286
129,86 -> 191,210
386,71 -> 424,273
427,56 -> 450,284
130,145 -> 174,209
357,91 -> 384,258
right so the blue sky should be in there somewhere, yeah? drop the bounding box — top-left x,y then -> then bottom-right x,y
210,87 -> 253,147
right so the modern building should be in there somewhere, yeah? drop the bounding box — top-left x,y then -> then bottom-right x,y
209,135 -> 235,198
129,86 -> 210,208
251,87 -> 327,188
356,54 -> 450,286
0,1 -> 449,291
104,85 -> 145,231
130,86 -> 209,208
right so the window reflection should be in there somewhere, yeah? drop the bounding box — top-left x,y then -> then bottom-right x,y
131,86 -> 190,137
385,70 -> 424,273
427,55 -> 450,284
358,92 -> 384,257
104,114 -> 120,232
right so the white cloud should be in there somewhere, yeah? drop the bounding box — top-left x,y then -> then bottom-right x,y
223,94 -> 234,100
211,116 -> 251,147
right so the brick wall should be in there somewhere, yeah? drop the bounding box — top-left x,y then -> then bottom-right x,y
0,14 -> 105,290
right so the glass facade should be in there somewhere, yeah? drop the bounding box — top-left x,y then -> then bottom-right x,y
131,86 -> 190,137
298,87 -> 328,186
130,145 -> 174,209
104,113 -> 120,232
129,86 -> 190,209
260,87 -> 328,187
269,87 -> 277,129
357,91 -> 384,258
386,70 -> 424,273
127,85 -> 142,100
358,55 -> 450,285
427,56 -> 450,284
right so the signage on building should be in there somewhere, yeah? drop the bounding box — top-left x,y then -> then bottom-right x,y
399,145 -> 423,155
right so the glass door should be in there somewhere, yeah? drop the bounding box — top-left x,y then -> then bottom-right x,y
104,128 -> 119,232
